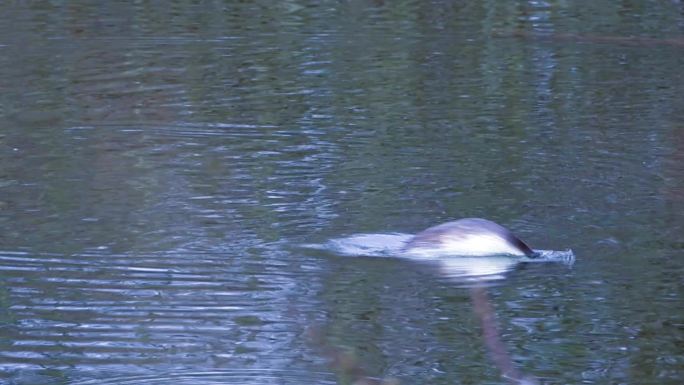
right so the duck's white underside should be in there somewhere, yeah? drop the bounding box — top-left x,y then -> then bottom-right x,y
404,234 -> 527,257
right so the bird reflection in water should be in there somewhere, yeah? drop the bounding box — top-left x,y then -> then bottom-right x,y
305,222 -> 573,384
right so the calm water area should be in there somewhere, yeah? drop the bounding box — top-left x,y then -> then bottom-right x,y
1,1 -> 683,384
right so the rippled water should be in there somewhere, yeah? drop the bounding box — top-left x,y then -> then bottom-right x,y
1,1 -> 684,384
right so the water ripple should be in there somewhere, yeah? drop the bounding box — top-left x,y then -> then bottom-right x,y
0,248 -> 322,378
70,369 -> 335,385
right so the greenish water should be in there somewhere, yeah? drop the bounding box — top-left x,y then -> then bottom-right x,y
1,1 -> 683,384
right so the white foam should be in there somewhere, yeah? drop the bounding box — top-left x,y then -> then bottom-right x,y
324,233 -> 412,257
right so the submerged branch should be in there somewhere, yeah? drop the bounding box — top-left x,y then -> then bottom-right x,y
470,286 -> 538,385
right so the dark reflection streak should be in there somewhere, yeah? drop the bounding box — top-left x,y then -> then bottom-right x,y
310,281 -> 537,384
470,286 -> 536,385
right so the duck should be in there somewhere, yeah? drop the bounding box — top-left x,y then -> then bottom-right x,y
402,218 -> 537,258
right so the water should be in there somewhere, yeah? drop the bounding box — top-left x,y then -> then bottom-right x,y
1,1 -> 683,384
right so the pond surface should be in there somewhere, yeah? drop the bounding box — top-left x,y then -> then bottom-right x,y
1,1 -> 684,384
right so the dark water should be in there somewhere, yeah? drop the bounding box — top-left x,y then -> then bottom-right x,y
1,1 -> 684,384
